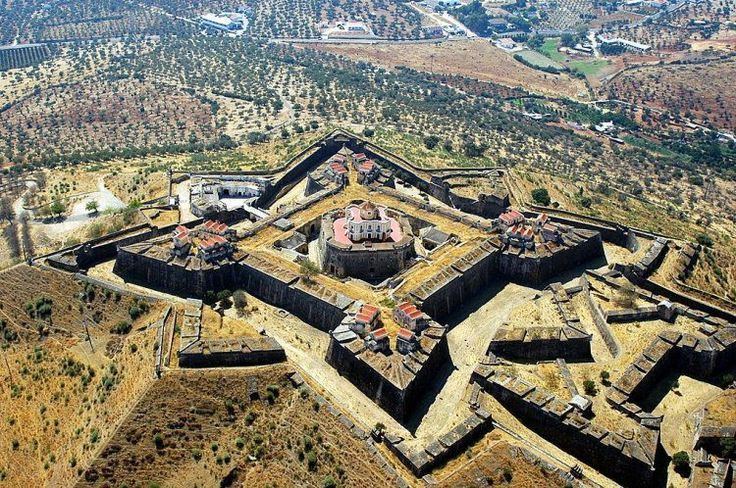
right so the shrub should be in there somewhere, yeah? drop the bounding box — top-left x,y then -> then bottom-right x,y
322,476 -> 337,488
672,451 -> 690,476
111,321 -> 132,335
191,449 -> 202,461
613,283 -> 638,308
245,411 -> 256,425
362,127 -> 375,137
235,437 -> 245,450
531,188 -> 551,206
306,450 -> 317,471
233,290 -> 247,311
696,233 -> 713,247
129,305 -> 141,320
583,380 -> 597,396
153,433 -> 164,449
600,370 -> 610,385
423,135 -> 440,150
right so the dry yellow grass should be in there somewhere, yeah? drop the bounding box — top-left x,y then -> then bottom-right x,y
311,39 -> 589,99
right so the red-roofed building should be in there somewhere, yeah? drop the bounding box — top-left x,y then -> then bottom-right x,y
325,160 -> 348,184
172,225 -> 191,257
355,158 -> 380,184
503,223 -> 535,249
351,304 -> 381,334
198,233 -> 233,262
541,223 -> 561,243
353,152 -> 368,163
396,327 -> 418,354
393,301 -> 428,332
498,209 -> 525,230
202,220 -> 232,238
365,326 -> 389,352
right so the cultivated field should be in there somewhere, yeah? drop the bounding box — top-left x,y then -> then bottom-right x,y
0,77 -> 221,166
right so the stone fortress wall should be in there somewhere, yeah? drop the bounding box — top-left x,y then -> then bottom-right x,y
488,282 -> 592,361
403,230 -> 605,322
178,336 -> 286,368
406,238 -> 501,321
472,364 -> 662,487
114,240 -> 240,297
237,253 -> 354,330
325,324 -> 449,421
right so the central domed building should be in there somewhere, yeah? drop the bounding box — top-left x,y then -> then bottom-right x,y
319,201 -> 415,281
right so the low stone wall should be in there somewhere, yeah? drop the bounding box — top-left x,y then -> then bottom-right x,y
384,408 -> 494,476
607,326 -> 736,416
488,332 -> 591,361
178,336 -> 286,368
478,369 -> 660,487
630,237 -> 668,279
604,306 -> 660,323
581,275 -> 621,357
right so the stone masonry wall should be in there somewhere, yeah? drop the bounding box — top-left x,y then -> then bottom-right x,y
114,247 -> 238,297
325,329 -> 449,422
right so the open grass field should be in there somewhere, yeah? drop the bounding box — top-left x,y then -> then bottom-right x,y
311,39 -> 589,99
515,49 -> 565,70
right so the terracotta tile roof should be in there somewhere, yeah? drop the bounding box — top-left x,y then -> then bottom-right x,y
371,327 -> 388,340
359,160 -> 376,172
329,162 -> 347,174
499,209 -> 524,225
397,328 -> 415,341
173,225 -> 189,240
